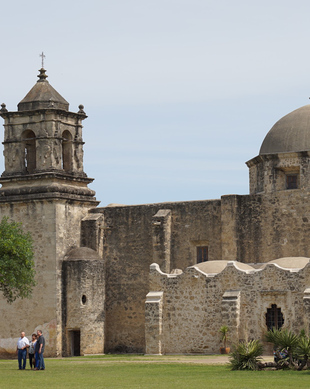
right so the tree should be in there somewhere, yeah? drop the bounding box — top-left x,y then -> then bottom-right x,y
0,217 -> 36,303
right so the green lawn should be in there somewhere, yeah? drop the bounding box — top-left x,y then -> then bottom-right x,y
1,355 -> 310,389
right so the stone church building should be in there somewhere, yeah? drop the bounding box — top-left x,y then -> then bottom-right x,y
1,68 -> 310,357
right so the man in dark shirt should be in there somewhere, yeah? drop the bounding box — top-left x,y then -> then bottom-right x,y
34,330 -> 45,370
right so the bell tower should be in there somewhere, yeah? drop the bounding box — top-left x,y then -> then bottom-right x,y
0,68 -> 99,358
0,68 -> 96,202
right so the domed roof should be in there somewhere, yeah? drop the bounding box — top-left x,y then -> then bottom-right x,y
65,247 -> 101,261
260,105 -> 310,155
18,68 -> 69,112
264,257 -> 310,269
193,260 -> 254,274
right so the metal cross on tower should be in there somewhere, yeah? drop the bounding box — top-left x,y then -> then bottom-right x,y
40,52 -> 46,68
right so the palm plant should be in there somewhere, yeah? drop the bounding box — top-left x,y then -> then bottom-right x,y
219,326 -> 229,349
229,340 -> 263,370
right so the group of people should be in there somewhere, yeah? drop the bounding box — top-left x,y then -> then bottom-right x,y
16,330 -> 45,370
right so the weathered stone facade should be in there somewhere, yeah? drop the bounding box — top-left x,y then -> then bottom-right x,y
145,259 -> 310,354
1,69 -> 310,356
0,69 -> 99,357
62,247 -> 105,356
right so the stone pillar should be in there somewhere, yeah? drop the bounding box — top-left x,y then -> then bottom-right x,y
145,291 -> 164,355
152,209 -> 171,273
221,196 -> 239,261
81,214 -> 104,255
221,289 -> 241,345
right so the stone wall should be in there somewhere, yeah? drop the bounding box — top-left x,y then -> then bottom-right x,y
90,199 -> 221,353
80,187 -> 310,354
223,190 -> 310,263
0,200 -> 58,357
62,249 -> 105,356
146,261 -> 310,354
247,152 -> 310,195
0,199 -> 92,357
55,200 -> 97,355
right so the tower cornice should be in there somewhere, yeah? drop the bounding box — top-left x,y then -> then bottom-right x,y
0,108 -> 87,120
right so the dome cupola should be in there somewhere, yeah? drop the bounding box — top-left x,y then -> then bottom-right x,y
260,105 -> 310,155
247,104 -> 310,195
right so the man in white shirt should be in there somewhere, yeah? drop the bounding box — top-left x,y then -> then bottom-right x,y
16,332 -> 29,370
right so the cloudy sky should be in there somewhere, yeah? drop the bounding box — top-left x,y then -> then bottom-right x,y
1,0 -> 310,205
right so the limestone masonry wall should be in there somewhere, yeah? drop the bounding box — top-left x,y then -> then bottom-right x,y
231,191 -> 310,262
91,199 -> 221,353
62,256 -> 105,356
146,262 -> 310,354
0,201 -> 57,357
0,199 -> 92,357
87,189 -> 310,353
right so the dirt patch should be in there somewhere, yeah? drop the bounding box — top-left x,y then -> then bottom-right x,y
65,355 -> 274,365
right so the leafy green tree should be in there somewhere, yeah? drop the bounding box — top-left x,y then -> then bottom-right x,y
0,217 -> 36,303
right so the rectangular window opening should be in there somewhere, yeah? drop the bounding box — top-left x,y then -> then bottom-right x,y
197,246 -> 208,263
286,174 -> 298,190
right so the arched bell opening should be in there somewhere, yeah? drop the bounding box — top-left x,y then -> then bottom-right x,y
62,130 -> 73,172
21,130 -> 36,174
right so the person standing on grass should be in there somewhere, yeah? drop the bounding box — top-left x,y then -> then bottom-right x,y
16,332 -> 29,370
28,333 -> 37,369
34,329 -> 45,370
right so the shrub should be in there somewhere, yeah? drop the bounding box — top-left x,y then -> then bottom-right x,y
266,328 -> 310,369
229,340 -> 263,370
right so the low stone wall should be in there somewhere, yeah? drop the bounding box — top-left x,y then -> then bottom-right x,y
146,261 -> 310,354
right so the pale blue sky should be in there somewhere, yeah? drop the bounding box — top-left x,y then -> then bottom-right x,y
1,0 -> 310,205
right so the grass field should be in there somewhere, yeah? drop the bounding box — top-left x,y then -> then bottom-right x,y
1,354 -> 310,389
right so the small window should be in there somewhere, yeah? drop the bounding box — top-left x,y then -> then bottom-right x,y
197,246 -> 208,263
266,304 -> 284,330
286,174 -> 298,190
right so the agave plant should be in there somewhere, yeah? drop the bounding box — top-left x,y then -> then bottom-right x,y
266,328 -> 300,367
229,340 -> 263,370
296,334 -> 310,370
265,327 -> 282,346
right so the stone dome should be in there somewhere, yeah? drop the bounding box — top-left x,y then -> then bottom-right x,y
18,68 -> 69,112
263,257 -> 310,270
193,260 -> 254,274
260,105 -> 310,155
65,247 -> 101,261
